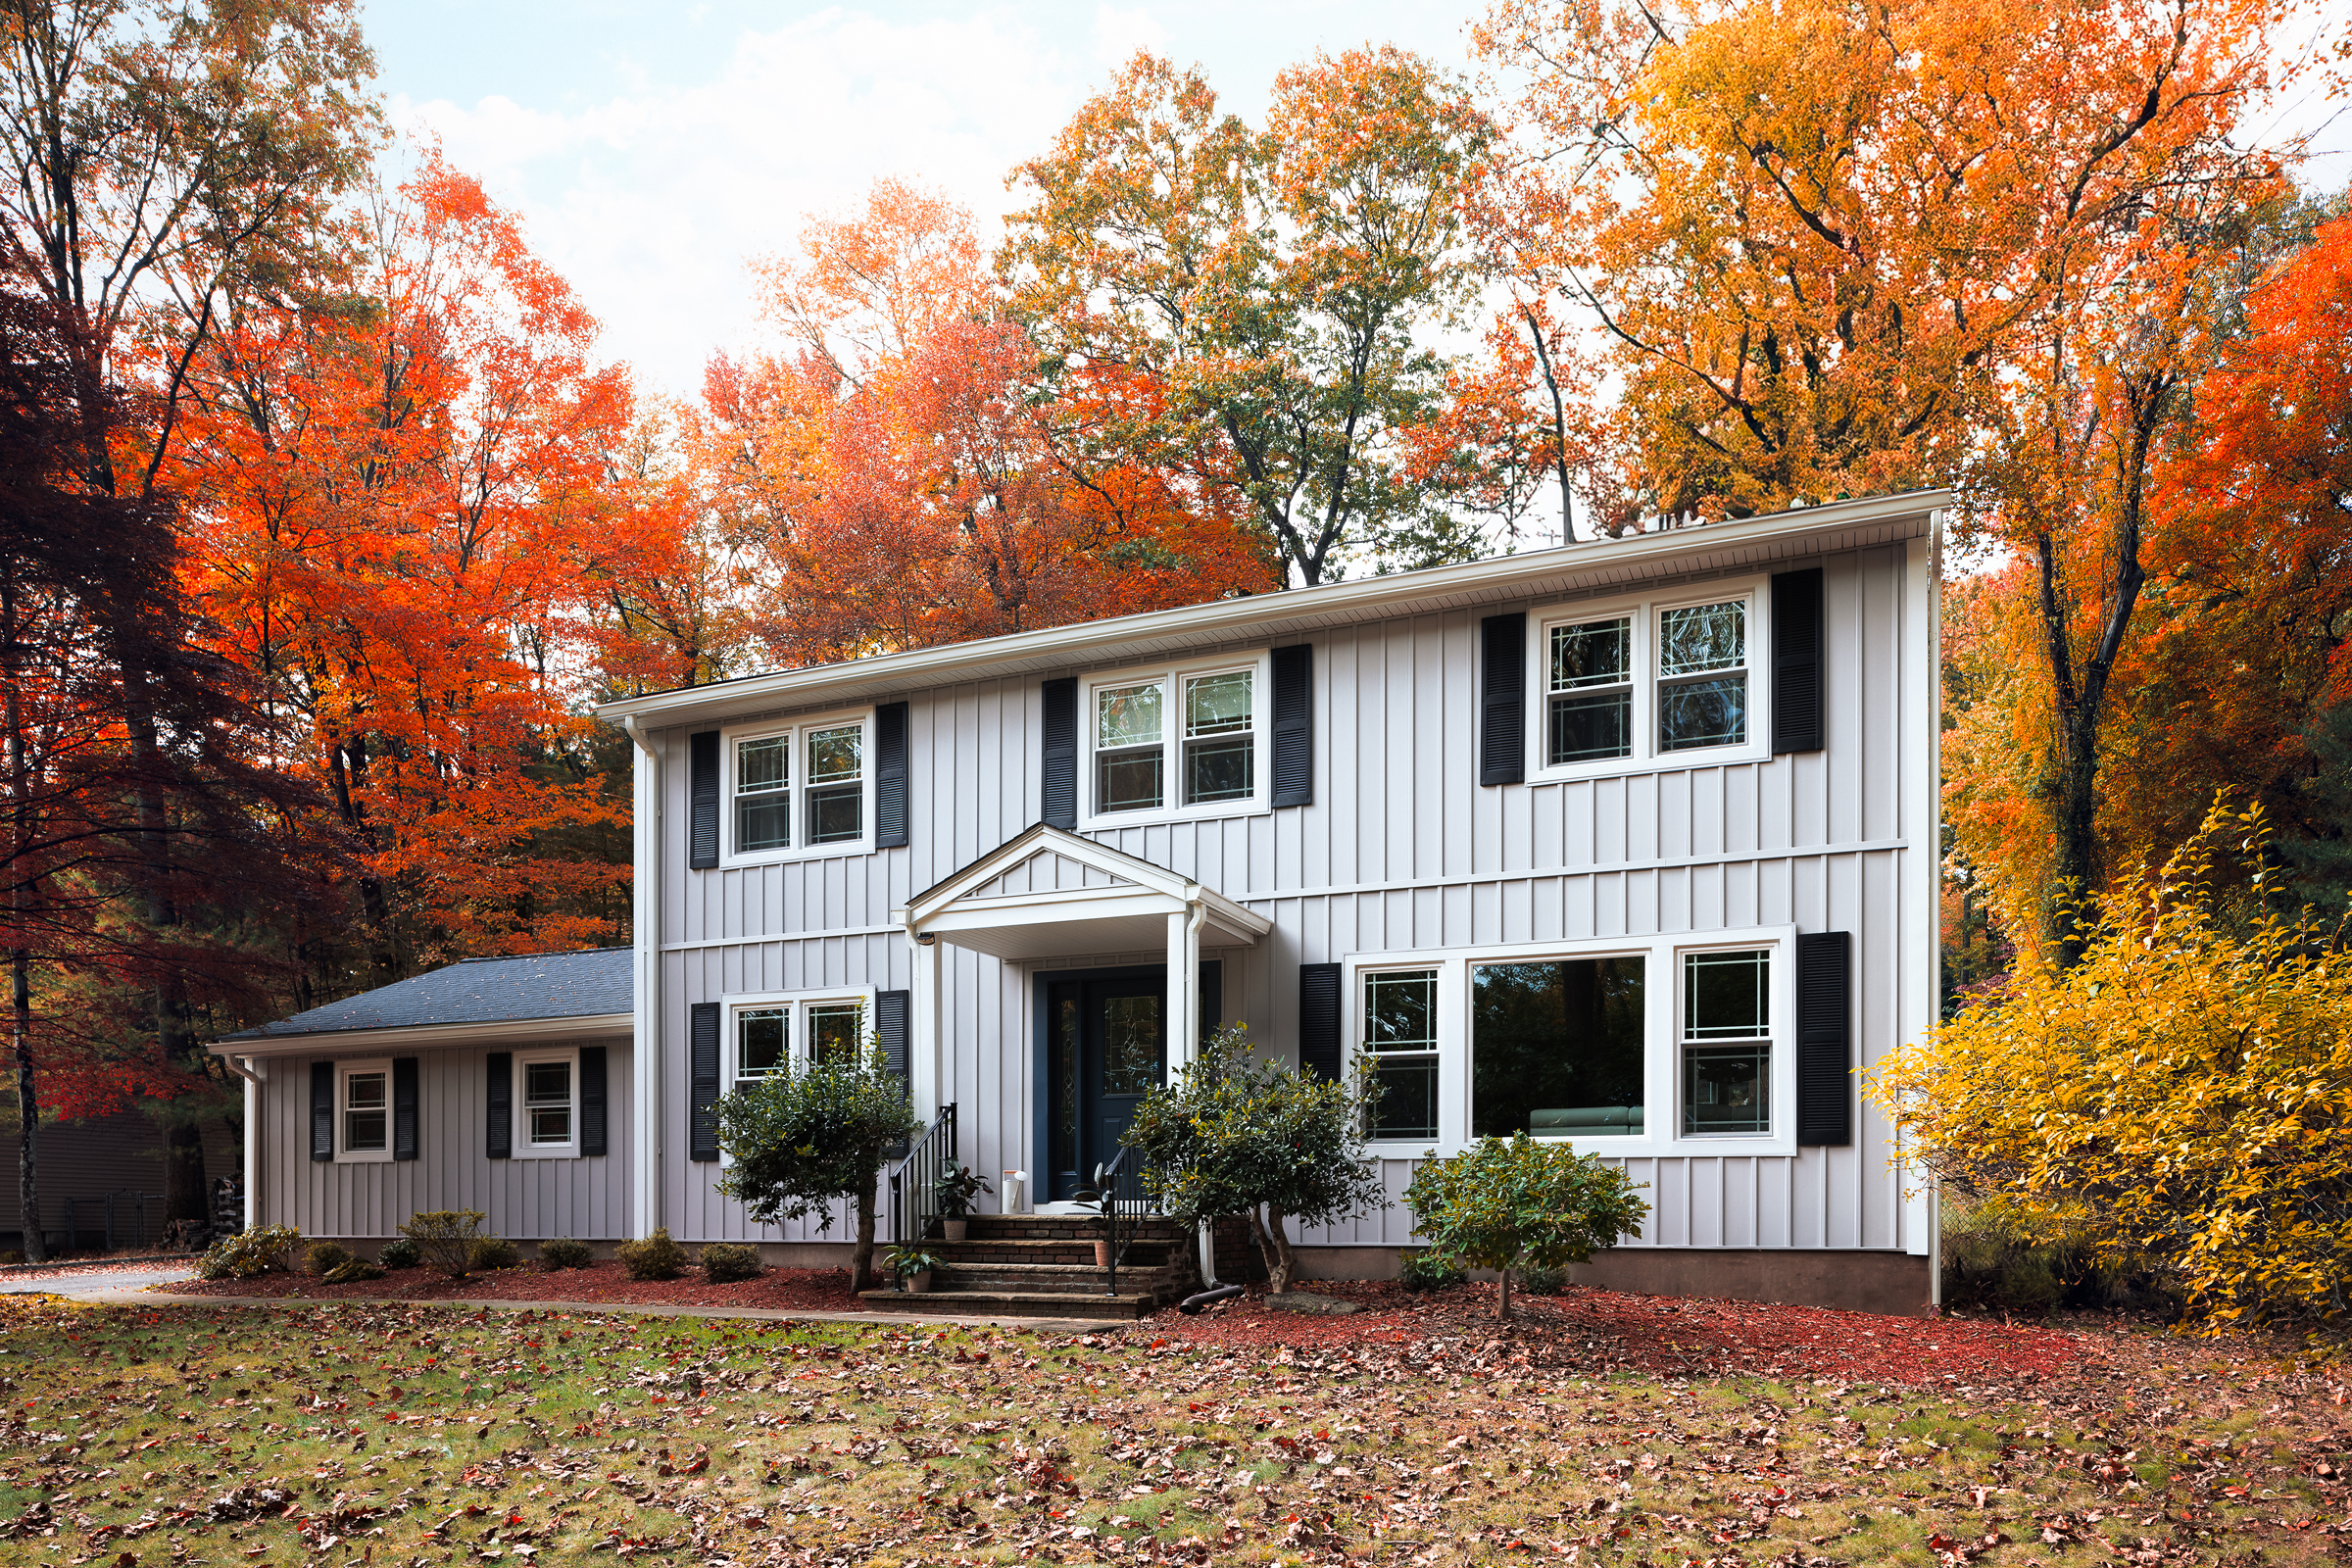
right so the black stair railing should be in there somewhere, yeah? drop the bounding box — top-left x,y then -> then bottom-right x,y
886,1102 -> 956,1290
1091,1146 -> 1150,1297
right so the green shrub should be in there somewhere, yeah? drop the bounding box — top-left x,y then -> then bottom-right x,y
0,1250 -> 25,1265
398,1210 -> 488,1278
699,1242 -> 762,1283
711,1027 -> 918,1293
1519,1265 -> 1570,1296
538,1237 -> 594,1271
1939,1199 -> 2169,1316
197,1224 -> 301,1281
469,1236 -> 521,1272
322,1259 -> 383,1284
302,1241 -> 352,1276
1399,1249 -> 1467,1291
616,1228 -> 685,1281
377,1237 -> 420,1270
1403,1133 -> 1649,1319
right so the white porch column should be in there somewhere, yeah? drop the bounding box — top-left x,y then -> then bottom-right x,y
623,716 -> 663,1242
910,933 -> 945,1121
1166,900 -> 1202,1082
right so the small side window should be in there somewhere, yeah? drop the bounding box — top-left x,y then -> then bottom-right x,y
805,724 -> 863,844
736,735 -> 791,852
1547,616 -> 1633,764
1683,950 -> 1771,1136
1657,600 -> 1748,753
343,1069 -> 388,1153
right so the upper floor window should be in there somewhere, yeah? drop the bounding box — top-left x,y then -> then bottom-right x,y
1534,583 -> 1765,778
1083,656 -> 1269,825
725,710 -> 873,862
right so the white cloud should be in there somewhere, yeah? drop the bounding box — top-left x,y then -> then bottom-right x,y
390,8 -> 1109,398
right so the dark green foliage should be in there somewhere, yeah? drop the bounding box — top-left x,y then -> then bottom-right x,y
1122,1024 -> 1387,1293
699,1242 -> 762,1283
469,1236 -> 521,1272
617,1228 -> 685,1281
2285,699 -> 2352,914
1403,1132 -> 1649,1317
302,1241 -> 352,1276
934,1165 -> 993,1217
1398,1249 -> 1467,1291
377,1237 -> 420,1270
1519,1264 -> 1569,1296
1940,1201 -> 2176,1316
538,1237 -> 594,1271
712,1038 -> 918,1291
400,1210 -> 490,1278
196,1224 -> 300,1280
322,1258 -> 382,1284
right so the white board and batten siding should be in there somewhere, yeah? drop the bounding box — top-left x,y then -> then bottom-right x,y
257,1042 -> 634,1242
646,511 -> 1940,1261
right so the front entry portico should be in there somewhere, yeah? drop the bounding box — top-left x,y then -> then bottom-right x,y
893,824 -> 1271,1137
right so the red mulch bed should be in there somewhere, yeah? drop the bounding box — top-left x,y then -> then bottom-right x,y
158,1261 -> 867,1312
1134,1279 -> 2087,1389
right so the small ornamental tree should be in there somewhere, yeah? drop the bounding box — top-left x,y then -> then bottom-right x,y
1402,1134 -> 1649,1318
1122,1024 -> 1387,1294
712,1036 -> 919,1292
1869,800 -> 2352,1332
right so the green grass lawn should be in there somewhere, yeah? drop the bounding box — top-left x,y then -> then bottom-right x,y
0,1295 -> 2343,1566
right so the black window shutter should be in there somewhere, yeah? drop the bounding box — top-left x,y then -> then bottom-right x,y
1040,677 -> 1077,829
485,1053 -> 513,1159
689,1002 -> 722,1162
392,1056 -> 418,1161
1270,643 -> 1313,808
689,730 -> 721,868
1198,959 -> 1223,1043
1298,962 -> 1343,1082
875,989 -> 911,1095
1479,612 -> 1526,786
1795,931 -> 1852,1147
580,1046 -> 609,1156
1772,567 -> 1826,754
310,1061 -> 334,1161
874,701 -> 909,849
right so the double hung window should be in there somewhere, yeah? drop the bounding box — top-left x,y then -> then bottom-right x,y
1533,584 -> 1763,776
1084,658 -> 1266,823
1682,950 -> 1771,1135
727,712 -> 872,860
514,1048 -> 580,1156
1361,969 -> 1439,1141
342,1064 -> 389,1155
731,993 -> 872,1086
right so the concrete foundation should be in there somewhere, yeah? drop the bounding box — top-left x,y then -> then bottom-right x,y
1292,1245 -> 1931,1318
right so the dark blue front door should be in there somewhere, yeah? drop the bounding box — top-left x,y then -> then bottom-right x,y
1043,971 -> 1164,1200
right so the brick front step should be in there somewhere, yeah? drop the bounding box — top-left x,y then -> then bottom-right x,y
932,1262 -> 1176,1295
928,1239 -> 1172,1268
944,1215 -> 1188,1244
857,1288 -> 1156,1321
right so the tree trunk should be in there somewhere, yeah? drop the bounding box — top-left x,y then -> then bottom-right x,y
1261,1206 -> 1296,1296
11,947 -> 36,1264
163,1123 -> 207,1232
852,1184 -> 876,1293
1498,1267 -> 1514,1320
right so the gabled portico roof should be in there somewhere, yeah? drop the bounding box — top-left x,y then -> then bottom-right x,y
894,823 -> 1272,963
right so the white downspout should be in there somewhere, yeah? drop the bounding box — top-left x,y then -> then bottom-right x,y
623,714 -> 663,1243
232,1056 -> 264,1232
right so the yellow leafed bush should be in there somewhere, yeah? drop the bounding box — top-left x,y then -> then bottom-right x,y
1868,801 -> 2352,1332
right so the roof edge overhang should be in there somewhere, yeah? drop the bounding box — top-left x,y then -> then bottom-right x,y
213,1011 -> 634,1058
894,823 -> 1273,953
596,490 -> 1947,729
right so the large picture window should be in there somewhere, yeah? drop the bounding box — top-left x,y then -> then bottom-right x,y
1471,956 -> 1646,1138
1083,657 -> 1268,824
725,711 -> 872,861
1348,928 -> 1793,1152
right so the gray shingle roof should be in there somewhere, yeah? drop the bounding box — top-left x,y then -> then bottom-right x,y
222,948 -> 633,1041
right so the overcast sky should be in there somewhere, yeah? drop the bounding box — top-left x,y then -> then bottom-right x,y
365,1 -> 2348,403
365,1 -> 1484,398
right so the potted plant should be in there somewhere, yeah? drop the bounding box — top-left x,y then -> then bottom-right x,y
885,1245 -> 943,1294
934,1165 -> 994,1242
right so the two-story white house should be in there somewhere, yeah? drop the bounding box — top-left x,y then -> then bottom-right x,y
218,489 -> 1943,1315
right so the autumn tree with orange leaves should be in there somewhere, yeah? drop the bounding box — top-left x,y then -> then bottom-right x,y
690,178 -> 1277,666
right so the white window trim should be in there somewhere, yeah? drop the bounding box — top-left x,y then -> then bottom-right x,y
724,986 -> 880,1087
718,707 -> 877,868
1343,924 -> 1798,1158
1077,650 -> 1273,831
1525,576 -> 1771,784
513,1046 -> 581,1160
334,1057 -> 394,1164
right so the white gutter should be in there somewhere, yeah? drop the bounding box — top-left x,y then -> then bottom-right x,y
594,490 -> 1949,729
210,1011 -> 632,1058
623,713 -> 663,1244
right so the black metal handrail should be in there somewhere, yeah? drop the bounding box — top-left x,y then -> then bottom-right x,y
1092,1146 -> 1150,1297
885,1102 -> 956,1289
